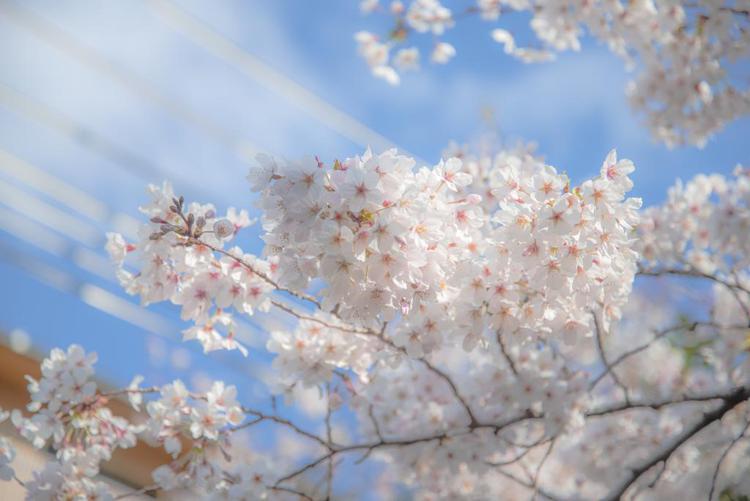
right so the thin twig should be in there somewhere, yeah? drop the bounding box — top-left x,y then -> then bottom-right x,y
368,404 -> 385,442
638,266 -> 750,322
271,299 -> 374,336
418,358 -> 479,427
589,321 -> 738,390
188,237 -> 322,307
495,467 -> 563,501
269,485 -> 315,501
532,439 -> 556,497
591,310 -> 631,404
325,383 -> 334,500
708,420 -> 750,500
487,437 -> 552,467
114,484 -> 159,499
241,407 -> 331,449
497,329 -> 519,376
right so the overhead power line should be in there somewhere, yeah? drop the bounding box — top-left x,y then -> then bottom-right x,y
150,0 -> 426,163
0,0 -> 261,162
0,81 -> 216,200
0,82 -> 168,187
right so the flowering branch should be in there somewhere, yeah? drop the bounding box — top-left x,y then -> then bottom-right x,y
355,0 -> 750,146
2,147 -> 746,499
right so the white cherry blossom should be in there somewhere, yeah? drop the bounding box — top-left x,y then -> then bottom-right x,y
356,0 -> 750,146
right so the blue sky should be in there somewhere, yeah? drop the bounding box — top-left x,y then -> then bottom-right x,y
0,0 -> 747,487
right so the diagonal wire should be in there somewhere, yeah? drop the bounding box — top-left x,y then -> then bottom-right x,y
0,0 -> 261,162
0,82 -> 175,189
149,0 -> 429,165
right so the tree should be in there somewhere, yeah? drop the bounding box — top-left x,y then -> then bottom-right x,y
2,3 -> 750,501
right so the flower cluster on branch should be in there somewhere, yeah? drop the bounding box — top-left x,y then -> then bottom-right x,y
2,147 -> 749,500
356,0 -> 750,146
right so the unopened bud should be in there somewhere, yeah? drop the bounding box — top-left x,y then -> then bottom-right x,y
213,219 -> 235,239
329,392 -> 344,410
466,194 -> 482,205
205,209 -> 216,219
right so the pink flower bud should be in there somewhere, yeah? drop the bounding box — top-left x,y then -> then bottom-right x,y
213,219 -> 235,239
467,194 -> 482,205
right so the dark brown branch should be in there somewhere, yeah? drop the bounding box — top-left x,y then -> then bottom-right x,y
268,388 -> 750,495
637,266 -> 750,293
587,388 -> 745,417
270,299 -> 374,336
242,407 -> 331,449
592,310 -> 631,404
637,266 -> 750,323
532,439 -> 556,496
497,329 -> 519,375
495,468 -> 563,501
188,237 -> 322,307
589,321 -> 739,391
708,420 -> 750,500
419,358 -> 479,427
269,485 -> 315,501
325,384 -> 334,500
367,404 -> 385,442
603,386 -> 750,501
274,411 -> 536,486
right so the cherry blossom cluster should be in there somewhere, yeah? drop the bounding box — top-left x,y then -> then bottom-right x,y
267,318 -> 384,391
106,182 -> 264,356
5,145 -> 750,499
106,148 -> 640,378
519,172 -> 750,500
143,380 -> 274,498
636,166 -> 750,393
536,288 -> 750,500
355,0 -> 750,146
102,145 -> 641,382
638,165 -> 750,275
256,148 -> 639,365
349,338 -> 589,445
107,146 -> 642,431
7,345 -> 141,499
343,288 -> 750,499
1,345 -> 288,500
